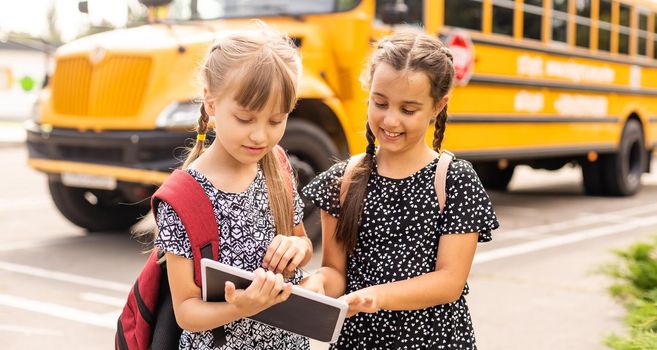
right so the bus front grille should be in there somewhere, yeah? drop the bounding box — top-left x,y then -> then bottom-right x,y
52,55 -> 152,117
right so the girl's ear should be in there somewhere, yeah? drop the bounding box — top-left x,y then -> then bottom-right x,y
434,95 -> 449,116
203,87 -> 216,116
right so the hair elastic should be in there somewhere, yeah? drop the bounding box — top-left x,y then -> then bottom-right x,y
196,133 -> 206,142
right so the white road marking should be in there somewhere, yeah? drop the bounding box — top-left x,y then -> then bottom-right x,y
80,293 -> 126,307
0,294 -> 115,329
0,324 -> 62,336
0,261 -> 131,293
496,202 -> 657,241
494,206 -> 540,216
0,240 -> 50,252
475,215 -> 657,264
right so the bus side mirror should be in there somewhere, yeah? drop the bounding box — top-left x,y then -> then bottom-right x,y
138,0 -> 174,7
78,1 -> 88,14
380,2 -> 408,25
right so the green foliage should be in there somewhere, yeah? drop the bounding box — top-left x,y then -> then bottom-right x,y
606,330 -> 657,350
603,237 -> 657,349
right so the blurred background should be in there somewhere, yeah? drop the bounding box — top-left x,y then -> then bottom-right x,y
2,0 -> 657,349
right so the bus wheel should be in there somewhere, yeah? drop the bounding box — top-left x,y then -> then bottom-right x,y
281,120 -> 340,245
601,119 -> 646,196
48,179 -> 149,232
473,162 -> 515,191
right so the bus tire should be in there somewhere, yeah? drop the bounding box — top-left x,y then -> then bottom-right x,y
281,119 -> 340,245
601,119 -> 646,196
473,162 -> 515,191
48,179 -> 148,232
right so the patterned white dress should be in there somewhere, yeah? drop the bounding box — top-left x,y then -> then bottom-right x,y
155,167 -> 310,350
302,157 -> 499,349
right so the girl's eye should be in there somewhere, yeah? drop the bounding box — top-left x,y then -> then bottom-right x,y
401,108 -> 416,115
373,101 -> 387,109
270,120 -> 283,126
235,115 -> 252,124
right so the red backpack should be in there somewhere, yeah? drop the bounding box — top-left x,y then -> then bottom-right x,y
115,145 -> 293,350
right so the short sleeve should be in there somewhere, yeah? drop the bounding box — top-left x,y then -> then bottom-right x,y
153,201 -> 193,259
439,160 -> 499,242
301,161 -> 347,217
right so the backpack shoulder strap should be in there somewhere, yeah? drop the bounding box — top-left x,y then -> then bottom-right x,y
151,169 -> 219,287
339,153 -> 366,205
435,150 -> 455,215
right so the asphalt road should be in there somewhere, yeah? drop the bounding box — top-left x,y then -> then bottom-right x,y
1,144 -> 656,349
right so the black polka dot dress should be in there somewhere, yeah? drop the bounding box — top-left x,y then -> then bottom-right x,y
302,156 -> 499,349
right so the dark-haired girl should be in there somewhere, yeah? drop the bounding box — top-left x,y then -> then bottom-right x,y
301,31 -> 499,349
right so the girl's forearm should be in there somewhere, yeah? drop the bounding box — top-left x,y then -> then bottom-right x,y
319,266 -> 346,298
175,298 -> 244,332
373,270 -> 466,310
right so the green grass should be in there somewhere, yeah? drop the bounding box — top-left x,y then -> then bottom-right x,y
601,237 -> 657,350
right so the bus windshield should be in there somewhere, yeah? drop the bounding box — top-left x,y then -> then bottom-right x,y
167,0 -> 360,20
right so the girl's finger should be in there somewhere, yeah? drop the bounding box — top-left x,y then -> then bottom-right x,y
274,248 -> 296,274
275,283 -> 293,303
269,273 -> 285,297
260,270 -> 277,294
348,294 -> 363,306
250,268 -> 266,291
285,252 -> 305,275
267,239 -> 290,272
224,281 -> 236,303
262,235 -> 282,269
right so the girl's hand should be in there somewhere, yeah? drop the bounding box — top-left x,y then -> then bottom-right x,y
299,273 -> 325,295
224,268 -> 292,317
262,235 -> 310,274
339,288 -> 380,317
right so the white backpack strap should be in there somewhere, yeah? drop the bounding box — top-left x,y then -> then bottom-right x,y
340,153 -> 366,205
435,150 -> 454,214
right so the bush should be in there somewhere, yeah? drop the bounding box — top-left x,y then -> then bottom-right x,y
602,237 -> 657,349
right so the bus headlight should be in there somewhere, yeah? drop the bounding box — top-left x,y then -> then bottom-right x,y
156,101 -> 201,128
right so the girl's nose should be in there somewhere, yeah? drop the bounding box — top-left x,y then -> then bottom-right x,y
249,127 -> 266,144
383,110 -> 400,128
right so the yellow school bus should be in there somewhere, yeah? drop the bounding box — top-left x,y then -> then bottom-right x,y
26,0 -> 656,240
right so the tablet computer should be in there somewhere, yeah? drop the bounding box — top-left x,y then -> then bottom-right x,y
201,258 -> 347,343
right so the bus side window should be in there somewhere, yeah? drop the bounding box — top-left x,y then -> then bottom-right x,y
523,0 -> 543,41
375,0 -> 424,27
575,0 -> 591,48
598,0 -> 612,52
654,13 -> 657,58
551,0 -> 568,44
492,0 -> 514,36
618,4 -> 631,55
444,0 -> 482,31
638,12 -> 648,56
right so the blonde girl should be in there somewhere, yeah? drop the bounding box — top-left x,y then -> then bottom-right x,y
302,31 -> 499,349
154,25 -> 312,349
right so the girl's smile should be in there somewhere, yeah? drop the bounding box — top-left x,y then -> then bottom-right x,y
380,128 -> 404,142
